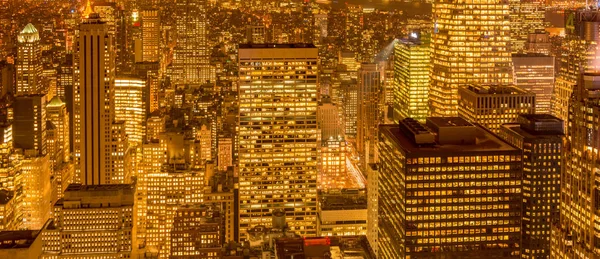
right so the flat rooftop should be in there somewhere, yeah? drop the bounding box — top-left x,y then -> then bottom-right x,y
320,192 -> 367,211
381,123 -> 518,156
0,230 -> 39,249
64,183 -> 134,192
462,85 -> 532,95
238,43 -> 316,49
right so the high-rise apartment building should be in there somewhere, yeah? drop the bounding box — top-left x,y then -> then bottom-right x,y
357,63 -> 381,168
377,117 -> 522,258
13,95 -> 46,156
509,0 -> 545,53
458,85 -> 535,133
238,44 -> 319,240
16,24 -> 42,96
499,114 -> 563,258
430,0 -> 513,116
512,54 -> 555,114
74,14 -> 121,185
171,0 -> 213,84
551,72 -> 600,258
115,77 -> 145,147
141,9 -> 160,62
394,34 -> 430,122
40,184 -> 137,258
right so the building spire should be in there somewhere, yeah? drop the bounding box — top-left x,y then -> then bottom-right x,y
83,0 -> 93,18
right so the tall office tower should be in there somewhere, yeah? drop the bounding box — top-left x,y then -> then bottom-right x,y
512,54 -> 555,114
110,121 -> 131,184
525,32 -> 551,54
245,25 -> 266,44
499,114 -> 563,259
317,98 -> 343,141
172,0 -> 213,84
115,77 -> 145,147
341,81 -> 358,139
238,44 -> 319,240
0,61 -> 14,98
74,14 -> 119,185
366,163 -> 379,255
170,205 -> 222,258
551,72 -> 600,258
357,63 -> 381,168
19,154 -> 51,230
319,138 -> 349,190
0,190 -> 15,231
13,95 -> 46,156
57,61 -> 73,100
146,166 -> 204,257
430,0 -> 513,116
141,9 -> 160,62
313,13 -> 328,46
344,4 -> 362,59
46,96 -> 70,163
458,85 -> 536,133
394,34 -> 430,123
40,184 -> 137,258
552,9 -> 600,129
16,24 -> 42,96
378,117 -> 522,259
509,0 -> 545,53
137,138 -> 166,245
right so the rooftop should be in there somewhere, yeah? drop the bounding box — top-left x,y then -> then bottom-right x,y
462,85 -> 532,95
46,96 -> 65,108
17,24 -> 40,43
382,118 -> 518,156
320,189 -> 367,211
0,230 -> 39,249
238,43 -> 316,49
275,236 -> 375,259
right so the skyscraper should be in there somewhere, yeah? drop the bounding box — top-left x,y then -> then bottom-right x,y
115,77 -> 145,147
238,44 -> 318,240
171,0 -> 213,84
141,9 -> 160,62
13,95 -> 46,156
499,114 -> 563,258
394,33 -> 430,122
74,14 -> 119,185
41,184 -> 137,258
512,54 -> 555,113
16,24 -> 42,96
430,0 -> 513,116
551,72 -> 600,258
458,85 -> 536,133
46,96 -> 70,162
509,0 -> 545,53
377,117 -> 522,258
357,63 -> 381,168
